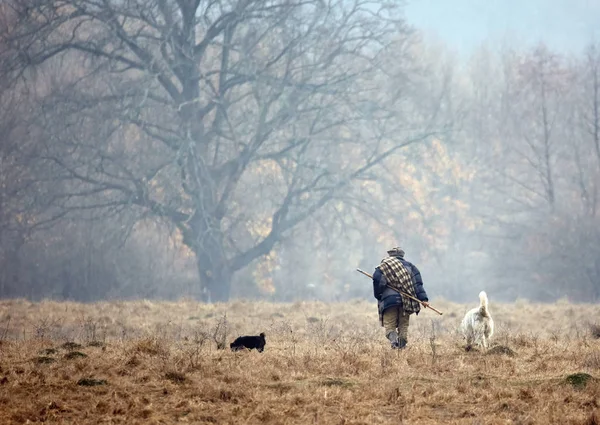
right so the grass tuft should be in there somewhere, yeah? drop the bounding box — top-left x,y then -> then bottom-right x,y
77,377 -> 107,387
64,351 -> 88,360
61,342 -> 83,350
565,372 -> 594,389
34,356 -> 56,364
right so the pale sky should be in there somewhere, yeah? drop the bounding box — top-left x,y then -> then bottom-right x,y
404,0 -> 600,58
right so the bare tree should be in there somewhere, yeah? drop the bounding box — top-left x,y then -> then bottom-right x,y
505,45 -> 572,212
0,59 -> 38,296
572,42 -> 600,216
1,0 -> 440,301
0,82 -> 24,296
583,43 -> 600,168
461,43 -> 600,302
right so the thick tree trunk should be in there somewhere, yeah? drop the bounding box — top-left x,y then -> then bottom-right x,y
196,253 -> 232,303
188,211 -> 232,302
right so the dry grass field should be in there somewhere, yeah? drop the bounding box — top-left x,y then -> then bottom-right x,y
1,297 -> 600,424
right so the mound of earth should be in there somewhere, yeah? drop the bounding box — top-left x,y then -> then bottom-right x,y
486,345 -> 517,357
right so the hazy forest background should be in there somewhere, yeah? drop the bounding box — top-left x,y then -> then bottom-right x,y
0,0 -> 598,304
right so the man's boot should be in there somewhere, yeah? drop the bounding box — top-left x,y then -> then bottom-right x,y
387,331 -> 400,349
398,338 -> 407,349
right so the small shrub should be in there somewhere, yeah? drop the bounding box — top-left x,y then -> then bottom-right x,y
39,348 -> 57,355
212,314 -> 228,350
87,341 -> 105,348
134,338 -> 167,356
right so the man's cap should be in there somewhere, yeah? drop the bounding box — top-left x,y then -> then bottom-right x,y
387,247 -> 405,257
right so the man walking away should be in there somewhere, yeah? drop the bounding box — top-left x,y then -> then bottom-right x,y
372,247 -> 429,349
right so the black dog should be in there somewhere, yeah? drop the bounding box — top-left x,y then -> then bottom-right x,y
230,332 -> 266,352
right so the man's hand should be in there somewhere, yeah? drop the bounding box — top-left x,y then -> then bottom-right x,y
421,301 -> 430,309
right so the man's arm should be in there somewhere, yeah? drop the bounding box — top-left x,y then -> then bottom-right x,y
411,264 -> 429,302
372,268 -> 386,300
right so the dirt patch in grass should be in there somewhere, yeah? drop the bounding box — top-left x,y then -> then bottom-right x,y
486,345 -> 517,357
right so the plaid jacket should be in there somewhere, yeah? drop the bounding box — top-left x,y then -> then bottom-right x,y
373,255 -> 428,325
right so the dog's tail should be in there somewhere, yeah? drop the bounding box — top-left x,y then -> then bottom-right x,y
478,291 -> 490,317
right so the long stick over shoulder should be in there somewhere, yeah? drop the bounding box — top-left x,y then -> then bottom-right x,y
356,268 -> 443,315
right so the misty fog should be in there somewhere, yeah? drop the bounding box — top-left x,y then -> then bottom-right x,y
0,0 -> 598,304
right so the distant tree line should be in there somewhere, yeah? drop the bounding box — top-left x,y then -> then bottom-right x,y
0,1 -> 598,302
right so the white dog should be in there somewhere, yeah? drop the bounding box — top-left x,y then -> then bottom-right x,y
461,291 -> 494,350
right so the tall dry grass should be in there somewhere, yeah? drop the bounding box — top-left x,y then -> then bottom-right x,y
0,298 -> 599,424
